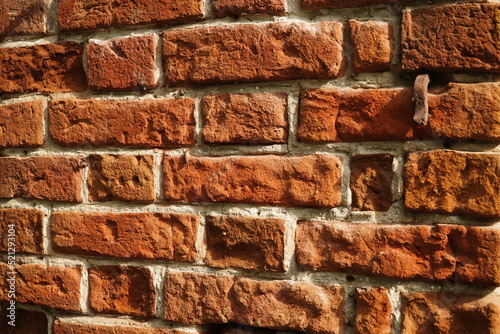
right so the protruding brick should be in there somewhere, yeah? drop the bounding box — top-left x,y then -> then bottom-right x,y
0,306 -> 47,334
302,0 -> 419,10
0,157 -> 85,202
0,263 -> 81,311
52,212 -> 198,262
401,293 -> 500,334
88,155 -> 155,202
349,20 -> 393,73
202,93 -> 288,144
58,0 -> 203,31
165,272 -> 345,333
0,0 -> 46,37
213,0 -> 287,17
206,215 -> 286,272
402,4 -> 500,72
0,101 -> 44,148
355,287 -> 392,334
350,154 -> 394,211
405,150 -> 500,218
54,319 -> 193,334
88,35 -> 157,91
49,98 -> 196,148
163,21 -> 345,86
296,221 -> 500,285
0,42 -> 87,93
0,209 -> 44,254
89,266 -> 155,318
163,154 -> 342,208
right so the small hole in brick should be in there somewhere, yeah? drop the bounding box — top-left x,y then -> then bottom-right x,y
346,275 -> 355,282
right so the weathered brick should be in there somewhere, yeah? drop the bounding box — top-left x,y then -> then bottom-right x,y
54,319 -> 192,334
401,293 -> 500,334
302,0 -> 419,10
89,266 -> 155,318
0,306 -> 47,334
88,35 -> 157,91
355,287 -> 391,334
349,20 -> 393,73
58,0 -> 203,31
88,155 -> 155,202
0,263 -> 81,311
402,4 -> 500,72
49,98 -> 196,148
0,157 -> 85,202
0,0 -> 46,36
0,42 -> 87,93
0,209 -> 44,254
51,212 -> 198,262
206,215 -> 286,272
350,154 -> 394,211
163,21 -> 345,86
165,272 -> 345,333
202,93 -> 288,144
405,150 -> 500,218
0,101 -> 44,148
296,221 -> 500,285
163,154 -> 342,208
213,0 -> 287,17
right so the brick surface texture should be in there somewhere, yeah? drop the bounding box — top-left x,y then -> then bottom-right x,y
1,1 -> 499,332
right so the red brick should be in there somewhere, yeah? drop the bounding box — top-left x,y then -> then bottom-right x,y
401,293 -> 500,334
0,42 -> 87,93
0,156 -> 85,202
163,21 -> 345,86
402,4 -> 500,72
54,319 -> 192,334
213,0 -> 286,17
0,263 -> 82,312
58,0 -> 203,31
355,287 -> 391,334
0,0 -> 46,36
0,209 -> 44,254
349,21 -> 393,73
302,0 -> 419,10
89,266 -> 155,318
350,154 -> 394,211
1,306 -> 47,334
49,98 -> 196,148
88,155 -> 155,202
404,150 -> 500,218
0,101 -> 44,148
163,154 -> 342,208
165,272 -> 345,333
202,93 -> 288,144
88,35 -> 157,91
51,212 -> 198,262
206,215 -> 286,272
296,221 -> 500,285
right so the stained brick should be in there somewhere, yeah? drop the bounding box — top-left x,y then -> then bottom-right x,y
0,101 -> 44,148
0,209 -> 44,254
302,0 -> 419,10
213,0 -> 287,17
0,306 -> 47,334
355,287 -> 392,334
0,0 -> 46,36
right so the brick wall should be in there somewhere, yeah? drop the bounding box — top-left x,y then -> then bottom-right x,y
0,0 -> 499,333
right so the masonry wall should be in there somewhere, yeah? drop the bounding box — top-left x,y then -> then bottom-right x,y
0,0 -> 499,333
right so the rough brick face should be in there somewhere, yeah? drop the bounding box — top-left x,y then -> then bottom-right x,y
51,212 -> 198,262
213,0 -> 287,17
402,4 -> 500,72
54,320 -> 191,334
88,35 -> 157,91
206,215 -> 286,272
163,21 -> 345,86
163,154 -> 342,208
88,155 -> 155,202
165,272 -> 345,333
401,293 -> 500,334
57,0 -> 203,31
202,93 -> 288,144
302,0 -> 419,10
0,0 -> 46,36
405,150 -> 500,218
349,21 -> 393,73
0,263 -> 81,311
89,266 -> 155,318
355,287 -> 392,334
49,98 -> 196,148
0,209 -> 44,254
296,221 -> 500,285
0,306 -> 47,334
350,154 -> 394,211
0,101 -> 44,148
0,157 -> 85,202
0,42 -> 87,93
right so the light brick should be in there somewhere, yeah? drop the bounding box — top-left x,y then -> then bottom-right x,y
355,287 -> 392,334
